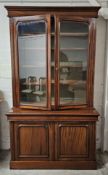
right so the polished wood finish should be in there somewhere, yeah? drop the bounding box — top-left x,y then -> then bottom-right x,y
56,123 -> 89,159
87,19 -> 96,107
15,123 -> 49,160
55,17 -> 96,109
9,15 -> 51,110
7,108 -> 99,118
6,6 -> 100,17
5,6 -> 100,110
7,108 -> 98,169
6,6 -> 100,169
10,160 -> 96,169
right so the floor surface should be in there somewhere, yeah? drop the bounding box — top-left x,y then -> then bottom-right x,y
0,150 -> 108,175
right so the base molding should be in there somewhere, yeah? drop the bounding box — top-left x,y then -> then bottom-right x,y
10,160 -> 97,170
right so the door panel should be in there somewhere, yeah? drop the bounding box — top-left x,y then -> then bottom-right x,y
55,122 -> 90,160
14,122 -> 52,160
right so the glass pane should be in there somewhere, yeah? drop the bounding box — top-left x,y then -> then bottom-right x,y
51,16 -> 55,106
59,20 -> 88,106
18,20 -> 47,107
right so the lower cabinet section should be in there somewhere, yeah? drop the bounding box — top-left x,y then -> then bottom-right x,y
9,116 -> 97,169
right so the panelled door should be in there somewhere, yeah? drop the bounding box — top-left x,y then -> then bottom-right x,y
55,122 -> 96,160
14,122 -> 54,160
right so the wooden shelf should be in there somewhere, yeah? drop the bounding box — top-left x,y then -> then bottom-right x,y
20,101 -> 46,106
51,48 -> 87,51
51,79 -> 85,85
60,48 -> 87,51
21,64 -> 45,68
60,98 -> 86,105
22,82 -> 40,86
19,33 -> 45,37
22,63 -> 85,69
21,80 -> 86,86
51,61 -> 82,67
19,48 -> 45,50
51,32 -> 88,37
60,79 -> 77,85
52,97 -> 86,106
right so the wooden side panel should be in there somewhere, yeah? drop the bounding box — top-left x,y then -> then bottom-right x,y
10,121 -> 15,160
14,122 -> 52,160
87,19 -> 96,107
55,122 -> 91,160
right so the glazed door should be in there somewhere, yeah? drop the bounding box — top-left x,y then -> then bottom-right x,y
55,17 -> 95,109
12,15 -> 51,110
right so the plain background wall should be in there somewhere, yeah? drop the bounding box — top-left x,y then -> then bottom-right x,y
0,2 -> 106,149
94,17 -> 106,148
0,4 -> 12,149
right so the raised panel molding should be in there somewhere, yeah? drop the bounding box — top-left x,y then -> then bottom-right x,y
15,123 -> 50,160
55,123 -> 89,160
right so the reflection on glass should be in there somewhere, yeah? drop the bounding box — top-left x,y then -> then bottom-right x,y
51,16 -> 55,105
59,21 -> 88,105
18,20 -> 47,107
